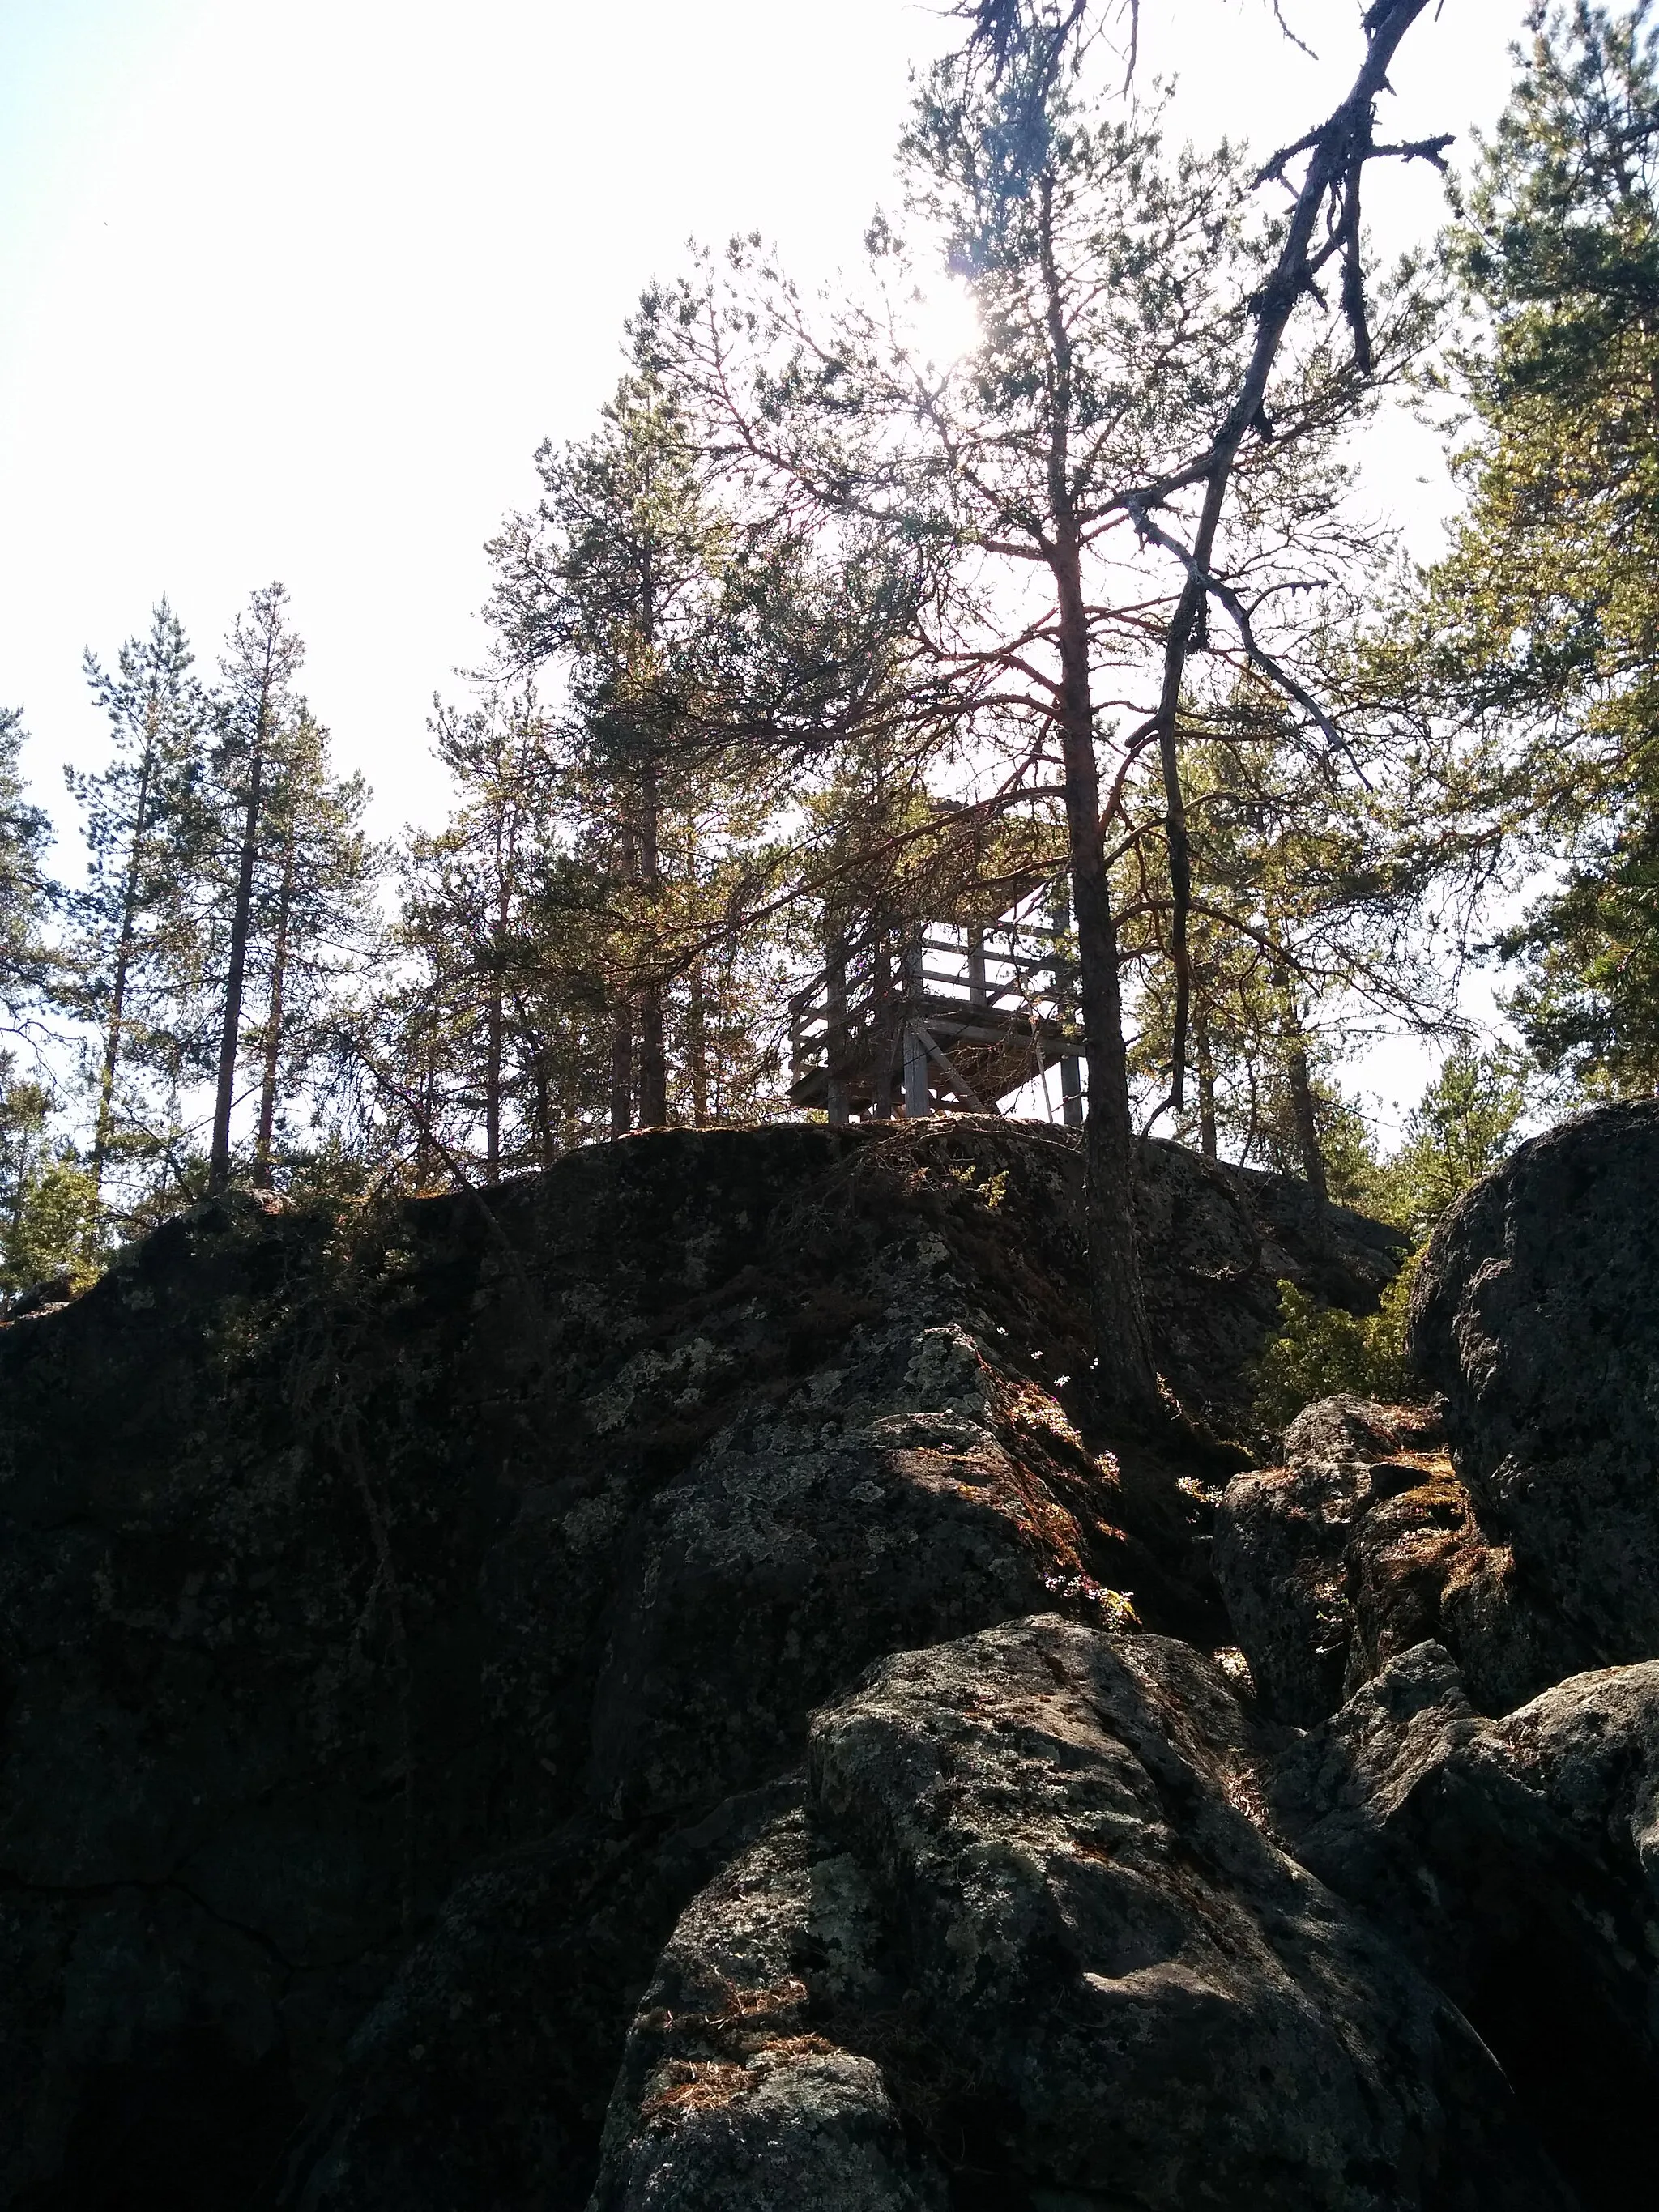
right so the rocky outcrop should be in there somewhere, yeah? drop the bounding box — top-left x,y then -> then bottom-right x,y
1218,1099 -> 1659,1731
1408,1097 -> 1659,1669
1272,1643 -> 1659,2206
0,1121 -> 1391,2211
3,1106 -> 1657,2210
1220,1101 -> 1659,1728
1214,1397 -> 1589,1724
592,1616 -> 1567,2212
1201,1104 -> 1659,2206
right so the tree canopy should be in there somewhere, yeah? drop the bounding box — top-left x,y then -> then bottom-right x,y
0,0 -> 1632,1413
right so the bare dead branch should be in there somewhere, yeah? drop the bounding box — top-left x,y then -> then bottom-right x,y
1120,0 -> 1440,1115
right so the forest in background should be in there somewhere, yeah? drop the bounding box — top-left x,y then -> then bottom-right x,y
1,1 -> 1653,1417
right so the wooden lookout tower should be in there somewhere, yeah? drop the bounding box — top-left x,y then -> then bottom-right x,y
787,906 -> 1084,1125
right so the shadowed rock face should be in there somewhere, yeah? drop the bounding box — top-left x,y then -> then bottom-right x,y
1205,1106 -> 1659,2211
1271,1644 -> 1659,2208
1215,1397 -> 1591,1726
1407,1098 -> 1659,1667
3,1113 -> 1653,2210
1218,1102 -> 1659,1728
0,1122 -> 1387,2212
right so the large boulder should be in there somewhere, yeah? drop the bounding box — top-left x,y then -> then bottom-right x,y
0,1121 -> 1376,2212
1271,1642 -> 1659,2209
591,1616 -> 1569,2211
1409,1099 -> 1659,1666
264,1781 -> 803,2212
1215,1397 -> 1442,1724
18,1102 -> 1659,2206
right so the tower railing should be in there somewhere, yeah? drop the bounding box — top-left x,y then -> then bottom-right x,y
787,911 -> 1084,1125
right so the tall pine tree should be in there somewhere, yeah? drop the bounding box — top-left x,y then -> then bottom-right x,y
206,585 -> 305,1190
70,600 -> 209,1221
0,704 -> 53,1041
651,0 -> 1444,1417
245,706 -> 376,1187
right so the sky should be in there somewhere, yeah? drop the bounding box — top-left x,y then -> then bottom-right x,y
0,0 -> 1530,1124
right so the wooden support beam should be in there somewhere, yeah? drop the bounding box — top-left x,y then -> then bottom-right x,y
914,1021 -> 1000,1117
903,1022 -> 930,1117
825,934 -> 850,1127
872,932 -> 894,1120
902,934 -> 930,1117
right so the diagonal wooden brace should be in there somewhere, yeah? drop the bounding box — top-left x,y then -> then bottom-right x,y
912,1021 -> 1002,1117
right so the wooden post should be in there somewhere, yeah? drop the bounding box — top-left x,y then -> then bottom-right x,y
967,926 -> 987,1008
902,931 -> 930,1119
825,935 -> 850,1127
1051,892 -> 1084,1131
872,929 -> 894,1120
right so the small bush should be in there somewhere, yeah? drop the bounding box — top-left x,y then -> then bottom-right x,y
1252,1268 -> 1421,1434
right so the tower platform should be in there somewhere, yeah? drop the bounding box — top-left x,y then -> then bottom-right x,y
787,918 -> 1083,1122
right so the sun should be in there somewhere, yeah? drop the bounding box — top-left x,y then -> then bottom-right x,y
908,273 -> 983,372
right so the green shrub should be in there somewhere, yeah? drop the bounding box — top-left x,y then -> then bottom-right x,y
1252,1268 -> 1421,1435
0,1157 -> 100,1303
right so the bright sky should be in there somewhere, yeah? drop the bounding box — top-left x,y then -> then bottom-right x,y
0,0 -> 1526,1125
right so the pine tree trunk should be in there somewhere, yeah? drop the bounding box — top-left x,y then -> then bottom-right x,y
637,761 -> 667,1128
209,744 -> 266,1194
1056,552 -> 1159,1418
484,824 -> 514,1182
1273,950 -> 1328,1228
610,1004 -> 634,1137
415,1019 -> 439,1190
610,820 -> 638,1139
1285,1034 -> 1329,1216
5,1116 -> 41,1304
689,957 -> 709,1127
1038,170 -> 1158,1422
89,734 -> 157,1214
531,1051 -> 555,1168
8,1122 -> 35,1251
252,830 -> 296,1189
484,981 -> 504,1184
1243,1062 -> 1262,1166
1194,1004 -> 1218,1162
638,993 -> 667,1127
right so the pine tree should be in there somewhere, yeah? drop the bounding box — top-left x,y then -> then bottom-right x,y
194,589 -> 377,1191
204,586 -> 305,1190
488,368 -> 836,1140
1369,5 -> 1659,1087
68,600 -> 209,1225
0,1066 -> 96,1304
397,694 -> 559,1181
245,707 -> 377,1187
1127,698 -> 1451,1197
1377,1046 -> 1526,1246
0,704 -> 53,1038
490,373 -> 735,1133
382,667 -> 796,1185
651,1 -> 1444,1417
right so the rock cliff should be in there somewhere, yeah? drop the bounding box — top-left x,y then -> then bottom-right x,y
2,1110 -> 1653,2210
